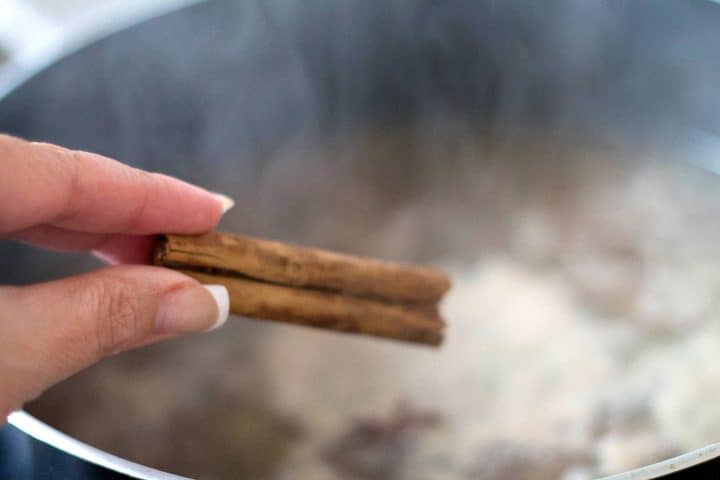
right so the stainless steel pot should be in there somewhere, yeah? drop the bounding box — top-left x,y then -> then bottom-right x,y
2,1 -> 720,478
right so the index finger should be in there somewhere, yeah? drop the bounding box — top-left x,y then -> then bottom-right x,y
0,135 -> 233,234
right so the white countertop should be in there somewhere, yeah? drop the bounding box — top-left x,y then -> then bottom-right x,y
0,0 -> 203,98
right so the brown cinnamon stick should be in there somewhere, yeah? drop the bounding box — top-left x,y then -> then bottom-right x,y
153,232 -> 450,346
154,232 -> 450,304
180,269 -> 445,346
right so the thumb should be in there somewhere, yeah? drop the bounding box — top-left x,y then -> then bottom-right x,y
0,265 -> 229,418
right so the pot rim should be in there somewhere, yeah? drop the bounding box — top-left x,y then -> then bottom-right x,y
0,0 -> 205,100
8,410 -> 190,480
9,409 -> 720,480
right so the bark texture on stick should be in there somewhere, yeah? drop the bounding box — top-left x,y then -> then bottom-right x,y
155,232 -> 450,304
182,270 -> 445,346
153,232 -> 450,346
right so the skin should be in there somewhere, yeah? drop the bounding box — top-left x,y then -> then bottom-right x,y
0,134 -> 229,420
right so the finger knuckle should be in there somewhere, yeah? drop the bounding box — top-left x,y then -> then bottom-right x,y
122,168 -> 152,231
50,148 -> 84,224
91,278 -> 144,356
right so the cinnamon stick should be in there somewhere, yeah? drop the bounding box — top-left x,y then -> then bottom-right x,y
153,232 -> 450,346
154,232 -> 450,304
180,269 -> 445,346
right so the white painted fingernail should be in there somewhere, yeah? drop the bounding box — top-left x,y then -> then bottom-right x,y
211,192 -> 235,214
202,285 -> 230,331
155,284 -> 230,334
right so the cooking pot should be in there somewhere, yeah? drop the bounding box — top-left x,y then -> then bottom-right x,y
2,1 -> 720,478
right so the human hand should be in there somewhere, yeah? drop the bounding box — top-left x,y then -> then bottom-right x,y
0,134 -> 232,420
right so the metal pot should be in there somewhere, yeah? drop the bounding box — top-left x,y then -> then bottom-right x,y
2,1 -> 720,478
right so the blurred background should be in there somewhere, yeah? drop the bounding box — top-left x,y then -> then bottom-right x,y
2,1 -> 720,479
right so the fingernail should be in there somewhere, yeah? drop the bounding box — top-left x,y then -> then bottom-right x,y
202,285 -> 230,331
155,284 -> 229,334
211,192 -> 235,214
